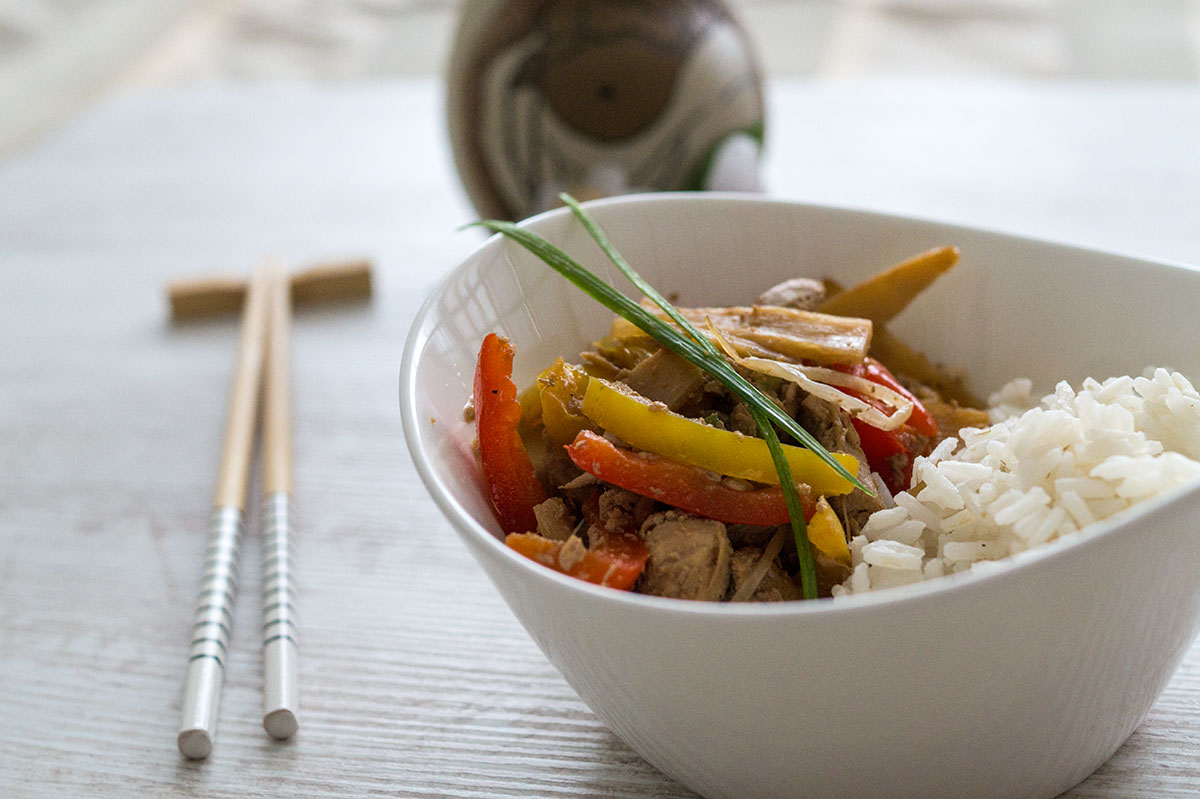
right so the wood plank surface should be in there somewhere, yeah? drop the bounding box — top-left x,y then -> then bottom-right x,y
0,79 -> 1198,798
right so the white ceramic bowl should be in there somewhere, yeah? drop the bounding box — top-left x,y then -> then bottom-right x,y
400,194 -> 1200,799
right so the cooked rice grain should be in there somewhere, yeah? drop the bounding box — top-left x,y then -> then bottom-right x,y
832,368 -> 1200,596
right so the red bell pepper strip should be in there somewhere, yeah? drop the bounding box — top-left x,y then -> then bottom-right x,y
833,356 -> 939,494
508,491 -> 648,591
474,333 -> 546,534
505,532 -> 648,590
836,357 -> 939,436
851,419 -> 913,494
566,430 -> 816,526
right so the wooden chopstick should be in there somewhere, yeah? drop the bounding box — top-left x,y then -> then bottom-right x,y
167,258 -> 372,321
178,263 -> 273,760
260,265 -> 300,740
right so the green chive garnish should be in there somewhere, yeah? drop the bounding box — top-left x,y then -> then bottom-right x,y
559,194 -> 823,599
472,198 -> 867,599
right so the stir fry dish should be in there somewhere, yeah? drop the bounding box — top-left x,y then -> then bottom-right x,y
468,197 -> 991,602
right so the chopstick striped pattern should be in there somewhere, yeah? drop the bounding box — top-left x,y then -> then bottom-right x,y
261,490 -> 299,738
177,504 -> 244,757
190,505 -> 244,668
261,492 -> 297,650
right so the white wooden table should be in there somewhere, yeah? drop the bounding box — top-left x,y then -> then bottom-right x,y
1,79 -> 1198,798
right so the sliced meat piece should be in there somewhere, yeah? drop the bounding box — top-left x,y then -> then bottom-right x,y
579,350 -> 621,379
779,381 -> 803,419
533,497 -> 576,542
540,429 -> 583,491
637,511 -> 731,601
729,547 -> 801,602
556,534 -> 588,572
798,392 -> 860,455
724,368 -> 802,437
596,487 -> 655,536
619,349 -> 707,411
726,523 -> 777,549
798,393 -> 885,536
728,401 -> 758,436
755,277 -> 827,311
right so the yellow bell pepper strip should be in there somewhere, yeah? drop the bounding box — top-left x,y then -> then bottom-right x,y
474,334 -> 546,534
580,377 -> 859,496
537,358 -> 592,448
566,430 -> 814,526
505,531 -> 649,590
517,380 -> 543,427
807,497 -> 851,566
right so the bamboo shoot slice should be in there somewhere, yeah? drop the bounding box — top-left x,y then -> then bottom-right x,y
611,305 -> 872,366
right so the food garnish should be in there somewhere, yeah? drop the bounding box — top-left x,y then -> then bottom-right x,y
472,196 -> 873,598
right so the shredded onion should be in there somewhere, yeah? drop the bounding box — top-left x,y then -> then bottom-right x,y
870,471 -> 896,508
729,526 -> 788,602
704,317 -> 912,431
747,358 -> 913,431
707,316 -> 745,362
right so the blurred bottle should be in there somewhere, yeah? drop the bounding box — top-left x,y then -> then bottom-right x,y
447,0 -> 765,221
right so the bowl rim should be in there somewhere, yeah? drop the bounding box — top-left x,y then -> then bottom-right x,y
400,191 -> 1200,618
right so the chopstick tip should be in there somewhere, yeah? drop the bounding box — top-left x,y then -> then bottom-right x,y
263,708 -> 299,740
178,728 -> 214,759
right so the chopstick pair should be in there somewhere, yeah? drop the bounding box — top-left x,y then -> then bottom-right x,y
177,263 -> 299,759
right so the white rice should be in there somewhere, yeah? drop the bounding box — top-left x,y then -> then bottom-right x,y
832,368 -> 1200,596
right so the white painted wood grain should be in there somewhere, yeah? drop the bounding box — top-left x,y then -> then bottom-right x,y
0,79 -> 1197,799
